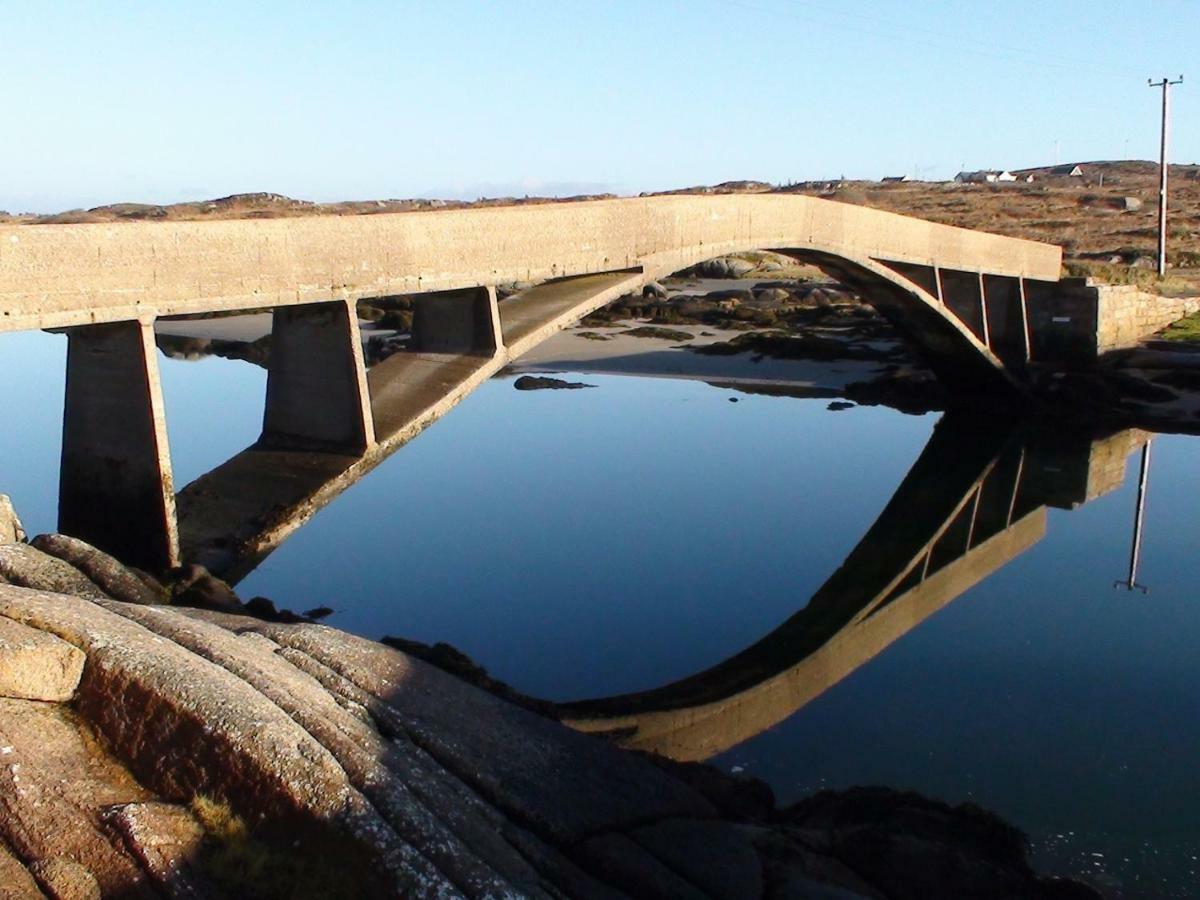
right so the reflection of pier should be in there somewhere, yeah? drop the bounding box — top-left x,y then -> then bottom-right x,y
559,419 -> 1149,761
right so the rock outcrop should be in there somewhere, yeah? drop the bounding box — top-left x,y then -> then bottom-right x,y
0,517 -> 1099,898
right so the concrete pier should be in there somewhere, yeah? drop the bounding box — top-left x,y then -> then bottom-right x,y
410,286 -> 503,354
59,321 -> 179,571
261,299 -> 375,452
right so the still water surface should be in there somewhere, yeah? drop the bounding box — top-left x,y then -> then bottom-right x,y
1,329 -> 1198,896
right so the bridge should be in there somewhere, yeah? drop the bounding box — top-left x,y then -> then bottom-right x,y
559,419 -> 1149,761
1,194 -> 1070,569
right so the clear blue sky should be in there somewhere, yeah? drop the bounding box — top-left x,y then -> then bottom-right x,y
3,0 -> 1195,212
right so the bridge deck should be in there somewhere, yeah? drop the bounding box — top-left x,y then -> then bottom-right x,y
0,195 -> 1061,333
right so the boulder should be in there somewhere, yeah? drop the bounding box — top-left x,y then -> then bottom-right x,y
0,495 -> 24,544
30,534 -> 165,606
1121,196 -> 1143,212
0,544 -> 109,601
754,287 -> 793,305
0,617 -> 85,702
642,281 -> 669,300
698,257 -> 755,278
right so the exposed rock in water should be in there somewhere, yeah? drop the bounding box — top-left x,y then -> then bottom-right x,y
845,368 -> 949,414
828,401 -> 856,411
31,534 -> 167,606
165,563 -> 244,612
621,326 -> 696,341
513,375 -> 596,391
691,331 -> 894,362
782,787 -> 1100,899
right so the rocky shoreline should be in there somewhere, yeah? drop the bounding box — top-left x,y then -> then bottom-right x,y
0,495 -> 1102,898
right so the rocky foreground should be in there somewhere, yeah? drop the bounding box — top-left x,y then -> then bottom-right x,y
0,506 -> 1099,898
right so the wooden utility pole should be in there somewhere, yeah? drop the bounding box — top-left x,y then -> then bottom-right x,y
1149,76 -> 1184,276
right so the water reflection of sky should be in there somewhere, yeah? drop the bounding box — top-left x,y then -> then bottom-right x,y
1,329 -> 1198,895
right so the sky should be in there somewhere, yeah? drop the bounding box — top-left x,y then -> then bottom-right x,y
2,0 -> 1196,212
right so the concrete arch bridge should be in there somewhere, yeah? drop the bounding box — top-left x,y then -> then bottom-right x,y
0,195 -> 1067,570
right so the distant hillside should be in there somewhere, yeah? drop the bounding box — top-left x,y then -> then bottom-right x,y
775,161 -> 1200,294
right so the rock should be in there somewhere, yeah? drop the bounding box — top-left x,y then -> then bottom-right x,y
0,700 -> 157,898
706,288 -> 755,304
642,281 -> 669,299
783,787 -> 1102,900
28,858 -> 102,900
0,841 -> 42,899
1121,196 -> 1143,212
208,619 -> 717,844
0,496 -> 24,544
513,376 -> 596,391
698,257 -> 756,278
30,534 -> 165,606
98,601 -> 530,898
828,401 -> 856,411
571,833 -> 710,900
0,545 -> 109,602
0,590 -> 459,898
641,757 -> 775,821
628,818 -> 763,900
754,287 -> 793,305
167,564 -> 243,612
0,617 -> 85,701
101,803 -> 213,898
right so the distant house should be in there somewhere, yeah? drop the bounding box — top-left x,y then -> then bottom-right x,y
881,175 -> 912,183
1049,164 -> 1084,177
954,170 -> 1017,184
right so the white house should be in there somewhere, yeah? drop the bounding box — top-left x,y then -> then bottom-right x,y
954,170 -> 1018,184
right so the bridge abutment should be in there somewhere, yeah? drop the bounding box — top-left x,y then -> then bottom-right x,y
59,321 -> 179,571
261,299 -> 375,452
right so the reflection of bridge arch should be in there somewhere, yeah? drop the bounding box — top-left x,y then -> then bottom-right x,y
557,420 -> 1149,761
9,196 -> 1063,569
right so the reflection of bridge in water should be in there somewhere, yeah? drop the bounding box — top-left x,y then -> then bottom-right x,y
559,417 -> 1149,761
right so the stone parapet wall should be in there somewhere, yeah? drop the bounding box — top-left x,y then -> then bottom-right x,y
1094,286 -> 1199,353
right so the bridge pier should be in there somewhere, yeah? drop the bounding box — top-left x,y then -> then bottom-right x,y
410,286 -> 503,355
261,299 -> 375,452
59,321 -> 179,571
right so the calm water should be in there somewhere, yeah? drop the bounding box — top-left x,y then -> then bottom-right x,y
2,328 -> 1199,897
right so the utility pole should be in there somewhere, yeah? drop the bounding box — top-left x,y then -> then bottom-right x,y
1149,75 -> 1184,276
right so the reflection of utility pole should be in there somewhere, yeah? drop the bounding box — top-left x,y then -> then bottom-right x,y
1114,442 -> 1152,594
1149,76 -> 1184,276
